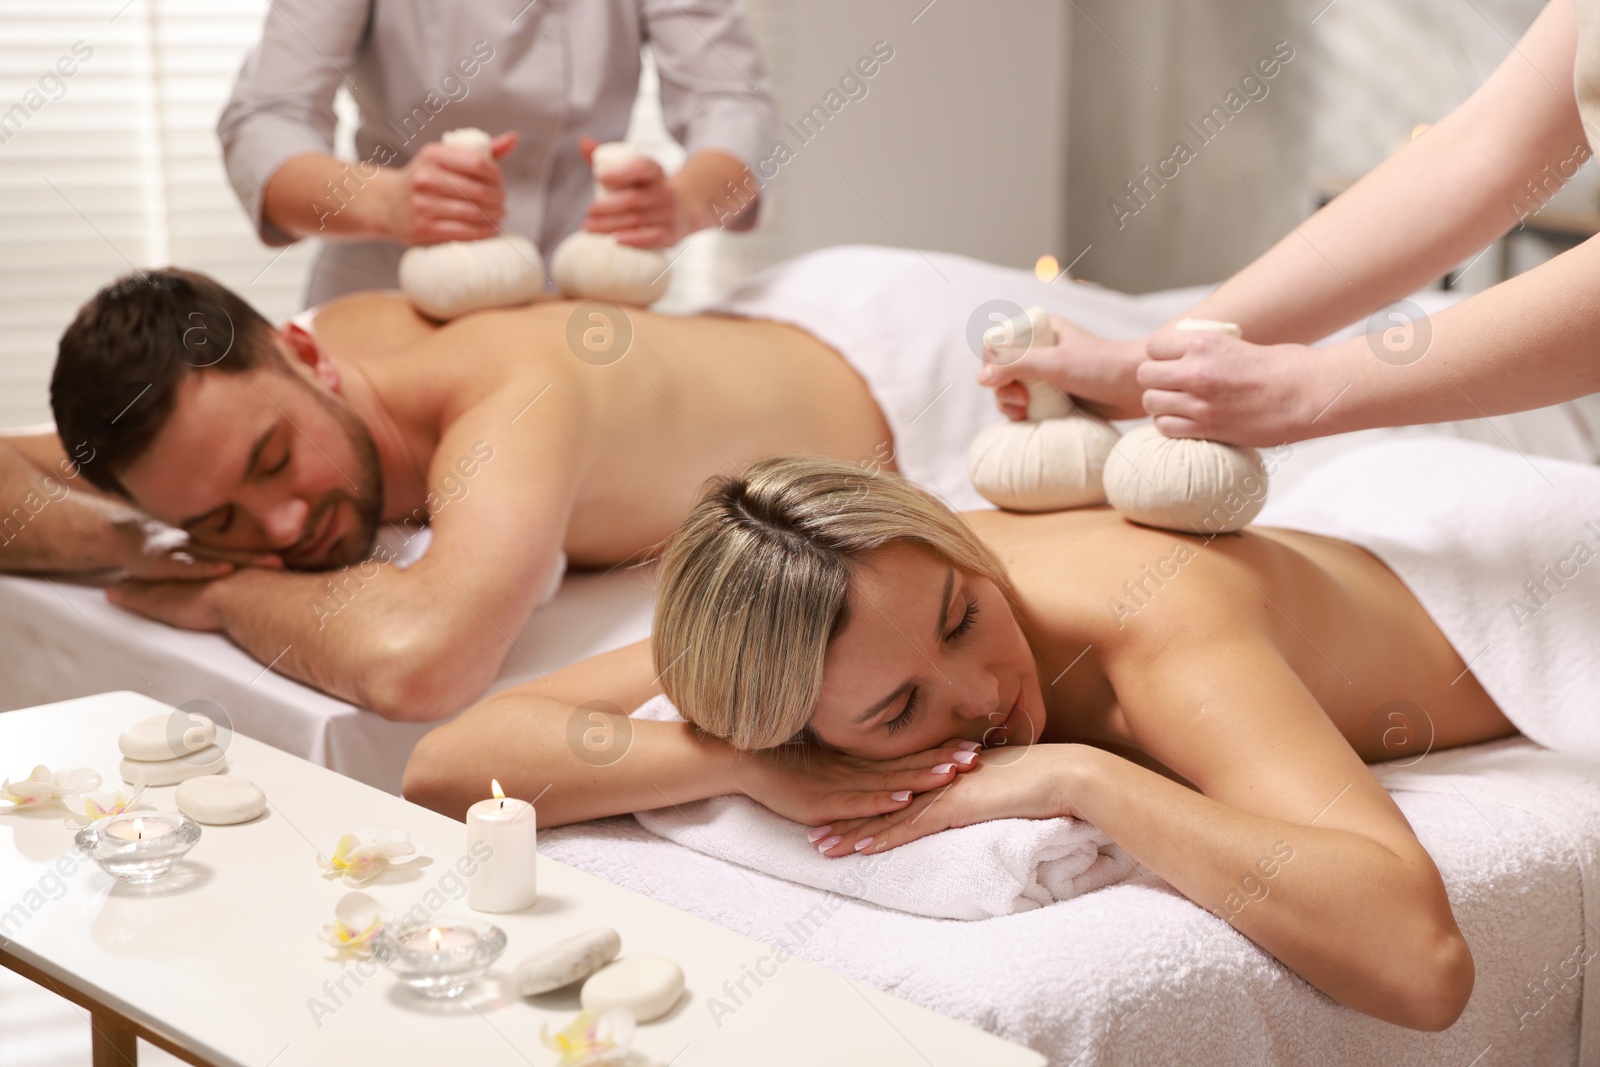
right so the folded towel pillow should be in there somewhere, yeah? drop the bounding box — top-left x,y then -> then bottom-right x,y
629,695 -> 1136,919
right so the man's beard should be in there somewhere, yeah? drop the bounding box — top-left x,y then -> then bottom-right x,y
284,386 -> 385,572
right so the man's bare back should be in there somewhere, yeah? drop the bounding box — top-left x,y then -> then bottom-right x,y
308,292 -> 893,564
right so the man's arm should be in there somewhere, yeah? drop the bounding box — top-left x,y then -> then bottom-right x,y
108,314 -> 586,720
0,433 -> 237,579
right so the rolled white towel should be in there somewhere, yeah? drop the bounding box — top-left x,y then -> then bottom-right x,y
629,694 -> 1135,919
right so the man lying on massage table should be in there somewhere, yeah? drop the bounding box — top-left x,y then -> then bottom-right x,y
0,267 -> 895,720
405,455 -> 1524,1032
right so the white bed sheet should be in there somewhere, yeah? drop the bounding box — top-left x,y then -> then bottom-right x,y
537,738 -> 1600,1066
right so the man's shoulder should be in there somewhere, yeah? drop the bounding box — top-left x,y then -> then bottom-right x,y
307,290 -> 440,361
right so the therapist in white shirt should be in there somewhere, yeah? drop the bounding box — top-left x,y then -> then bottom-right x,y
219,0 -> 781,306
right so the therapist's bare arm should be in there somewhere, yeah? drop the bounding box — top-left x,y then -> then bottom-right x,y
260,132 -> 518,245
983,0 -> 1585,417
1185,0 -> 1582,344
107,316 -> 584,721
1141,231 -> 1600,443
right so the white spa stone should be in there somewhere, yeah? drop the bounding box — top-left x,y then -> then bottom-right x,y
174,774 -> 265,825
119,712 -> 215,761
119,747 -> 226,788
514,927 -> 622,996
580,955 -> 685,1023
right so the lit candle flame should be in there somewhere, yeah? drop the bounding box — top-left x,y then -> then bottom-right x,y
133,817 -> 145,840
1034,254 -> 1060,283
428,927 -> 442,952
491,778 -> 504,801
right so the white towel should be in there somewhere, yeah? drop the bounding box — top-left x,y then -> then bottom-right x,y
1258,437 -> 1600,758
629,694 -> 1136,919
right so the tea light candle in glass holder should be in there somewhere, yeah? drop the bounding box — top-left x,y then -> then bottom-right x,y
466,779 -> 537,913
376,916 -> 506,998
74,812 -> 201,884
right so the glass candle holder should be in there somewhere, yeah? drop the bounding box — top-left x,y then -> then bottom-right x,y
74,812 -> 201,884
376,916 -> 506,998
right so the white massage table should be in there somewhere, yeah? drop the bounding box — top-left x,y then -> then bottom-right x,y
3,281 -> 1597,1064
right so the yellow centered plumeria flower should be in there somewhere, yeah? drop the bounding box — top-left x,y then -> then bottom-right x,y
316,825 -> 426,887
62,786 -> 147,828
540,1009 -> 655,1066
0,766 -> 102,810
320,891 -> 388,958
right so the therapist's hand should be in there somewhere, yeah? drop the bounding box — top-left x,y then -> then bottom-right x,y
579,136 -> 689,249
977,314 -> 1149,421
1137,329 -> 1333,445
383,131 -> 519,246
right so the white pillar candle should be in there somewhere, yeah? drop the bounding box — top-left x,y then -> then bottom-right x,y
466,779 -> 538,913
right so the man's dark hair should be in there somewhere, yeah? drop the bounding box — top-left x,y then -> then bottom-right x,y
50,268 -> 284,496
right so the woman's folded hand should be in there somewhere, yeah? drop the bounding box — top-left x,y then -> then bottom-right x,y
738,737 -> 981,830
812,743 -> 1084,858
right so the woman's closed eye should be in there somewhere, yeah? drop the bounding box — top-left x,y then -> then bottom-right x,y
882,597 -> 981,734
949,596 -> 979,639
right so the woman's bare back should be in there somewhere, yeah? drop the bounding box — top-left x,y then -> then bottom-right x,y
964,507 -> 1517,762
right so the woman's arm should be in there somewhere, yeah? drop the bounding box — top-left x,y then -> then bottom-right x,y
819,624 -> 1471,1030
403,640 -> 979,825
1086,629 -> 1471,1030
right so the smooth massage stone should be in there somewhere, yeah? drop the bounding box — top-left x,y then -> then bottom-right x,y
515,927 -> 622,996
119,712 -> 216,761
119,747 -> 226,787
580,956 -> 685,1023
175,774 -> 265,825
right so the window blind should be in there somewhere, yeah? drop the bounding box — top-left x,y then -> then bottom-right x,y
0,0 -> 728,430
0,0 -> 313,429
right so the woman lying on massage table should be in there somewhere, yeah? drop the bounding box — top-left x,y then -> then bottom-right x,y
405,456 -> 1515,1031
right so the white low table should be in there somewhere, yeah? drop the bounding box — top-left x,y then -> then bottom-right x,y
0,692 -> 1045,1067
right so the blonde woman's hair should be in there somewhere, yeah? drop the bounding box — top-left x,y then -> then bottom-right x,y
652,456 -> 1014,751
